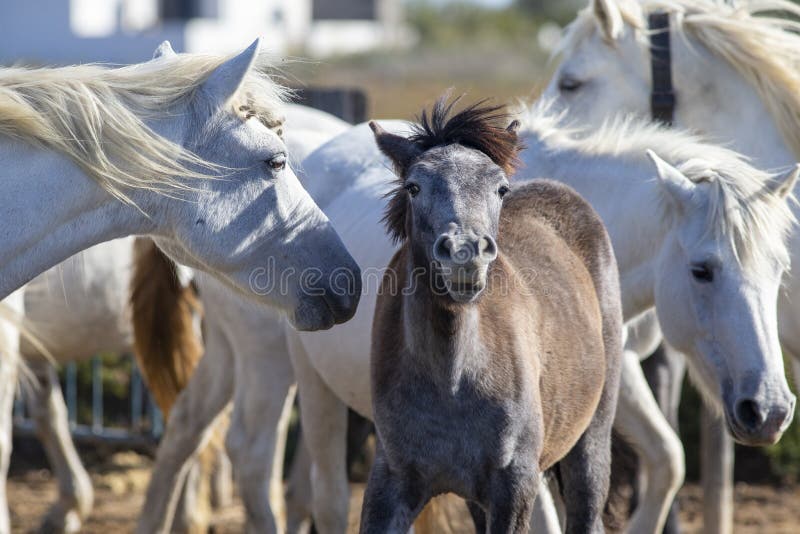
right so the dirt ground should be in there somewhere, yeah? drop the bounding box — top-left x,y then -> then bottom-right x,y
7,451 -> 800,534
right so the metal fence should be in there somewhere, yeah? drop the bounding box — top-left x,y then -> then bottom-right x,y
14,356 -> 164,448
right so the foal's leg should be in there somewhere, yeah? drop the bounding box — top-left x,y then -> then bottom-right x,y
558,399 -> 615,533
486,466 -> 538,534
614,349 -> 685,534
25,360 -> 93,534
225,324 -> 297,534
287,331 -> 350,534
359,446 -> 428,534
136,322 -> 234,534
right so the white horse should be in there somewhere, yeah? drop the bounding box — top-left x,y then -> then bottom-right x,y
0,39 -> 359,322
0,40 -> 361,533
544,0 -> 800,530
285,108 -> 796,534
7,97 -> 349,534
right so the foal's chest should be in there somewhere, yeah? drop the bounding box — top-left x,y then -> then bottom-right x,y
378,370 -> 535,498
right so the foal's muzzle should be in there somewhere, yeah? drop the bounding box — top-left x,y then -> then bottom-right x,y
432,230 -> 497,303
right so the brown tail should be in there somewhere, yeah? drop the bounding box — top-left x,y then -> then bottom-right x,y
130,237 -> 203,418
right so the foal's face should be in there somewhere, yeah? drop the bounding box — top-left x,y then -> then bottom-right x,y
405,145 -> 508,302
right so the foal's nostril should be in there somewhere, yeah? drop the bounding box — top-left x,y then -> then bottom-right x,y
735,399 -> 767,431
479,235 -> 498,261
433,235 -> 453,262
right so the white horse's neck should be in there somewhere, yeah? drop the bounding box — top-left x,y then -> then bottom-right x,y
0,138 -> 151,299
672,29 -> 795,168
519,132 -> 663,320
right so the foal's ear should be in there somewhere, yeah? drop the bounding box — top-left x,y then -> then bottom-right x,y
200,38 -> 261,112
593,0 -> 624,42
153,40 -> 177,59
507,119 -> 521,134
647,150 -> 696,208
766,165 -> 800,200
369,121 -> 422,177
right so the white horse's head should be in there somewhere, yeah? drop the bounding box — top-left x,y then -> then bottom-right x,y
541,1 -> 643,119
647,149 -> 797,445
542,0 -> 800,165
139,41 -> 361,330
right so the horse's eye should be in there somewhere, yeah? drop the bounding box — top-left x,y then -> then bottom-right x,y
267,154 -> 286,171
558,76 -> 583,93
691,263 -> 714,283
405,183 -> 420,197
498,185 -> 510,198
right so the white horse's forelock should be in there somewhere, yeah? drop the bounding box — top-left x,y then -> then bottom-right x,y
562,0 -> 800,159
0,52 -> 289,204
519,100 -> 796,275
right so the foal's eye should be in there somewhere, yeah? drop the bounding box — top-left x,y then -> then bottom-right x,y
405,183 -> 420,197
498,185 -> 510,198
558,76 -> 583,93
267,154 -> 286,171
690,263 -> 714,283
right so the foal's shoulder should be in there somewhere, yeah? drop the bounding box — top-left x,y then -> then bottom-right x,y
500,179 -> 615,278
502,179 -> 604,239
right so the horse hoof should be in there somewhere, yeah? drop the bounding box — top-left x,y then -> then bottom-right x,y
39,508 -> 82,534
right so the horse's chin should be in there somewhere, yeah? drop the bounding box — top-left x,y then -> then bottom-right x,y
289,297 -> 338,332
445,280 -> 486,304
723,411 -> 785,447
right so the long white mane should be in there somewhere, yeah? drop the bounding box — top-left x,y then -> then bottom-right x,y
560,0 -> 800,158
0,52 -> 289,202
520,101 -> 796,273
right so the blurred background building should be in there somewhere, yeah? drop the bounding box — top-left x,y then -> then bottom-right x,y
0,0 -> 413,64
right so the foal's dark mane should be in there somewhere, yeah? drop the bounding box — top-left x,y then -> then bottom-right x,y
381,96 -> 523,243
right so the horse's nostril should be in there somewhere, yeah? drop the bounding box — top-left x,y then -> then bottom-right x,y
433,235 -> 453,262
735,399 -> 766,431
479,235 -> 498,260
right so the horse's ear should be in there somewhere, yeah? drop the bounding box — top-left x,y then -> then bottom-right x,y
766,165 -> 800,199
153,40 -> 176,59
369,121 -> 422,177
647,150 -> 696,208
507,120 -> 521,134
593,0 -> 623,42
200,38 -> 261,111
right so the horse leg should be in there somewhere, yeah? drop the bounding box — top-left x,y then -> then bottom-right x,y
467,501 -> 487,533
225,330 -> 297,534
359,444 -> 428,534
285,433 -> 314,533
529,476 -> 562,534
211,437 -> 233,508
641,343 -> 686,534
700,407 -> 733,534
171,458 -> 208,534
287,333 -> 349,534
136,322 -> 234,534
0,311 -> 19,534
25,360 -> 93,534
557,383 -> 617,533
614,349 -> 685,534
485,464 -> 537,534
